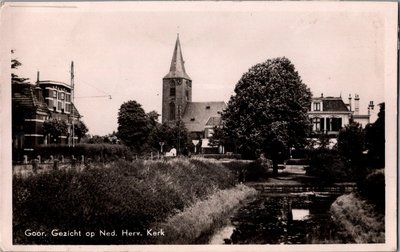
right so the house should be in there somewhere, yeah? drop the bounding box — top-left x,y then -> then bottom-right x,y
12,76 -> 81,156
161,35 -> 226,153
308,93 -> 373,137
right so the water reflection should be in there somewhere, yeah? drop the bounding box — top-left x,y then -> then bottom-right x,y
210,193 -> 353,244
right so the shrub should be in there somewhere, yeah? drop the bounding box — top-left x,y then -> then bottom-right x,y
306,149 -> 350,183
13,158 -> 241,244
357,169 -> 385,212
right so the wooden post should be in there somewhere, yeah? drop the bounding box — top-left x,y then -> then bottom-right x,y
32,159 -> 39,174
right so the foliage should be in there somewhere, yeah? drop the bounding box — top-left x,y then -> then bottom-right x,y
337,122 -> 365,165
330,193 -> 385,243
222,57 -> 312,174
357,169 -> 385,211
74,121 -> 88,142
11,49 -> 29,84
155,184 -> 257,244
43,119 -> 69,144
306,148 -> 350,183
117,100 -> 152,151
365,103 -> 385,168
148,120 -> 189,154
13,158 -> 243,244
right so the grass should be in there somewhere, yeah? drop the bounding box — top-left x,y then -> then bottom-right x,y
152,183 -> 257,244
330,193 -> 385,243
13,158 -> 256,244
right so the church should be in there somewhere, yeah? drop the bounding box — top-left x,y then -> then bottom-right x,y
162,35 -> 226,153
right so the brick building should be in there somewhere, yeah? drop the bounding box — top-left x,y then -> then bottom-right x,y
12,78 -> 81,156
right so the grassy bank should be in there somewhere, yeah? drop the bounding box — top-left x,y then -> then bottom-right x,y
13,158 -> 258,244
152,183 -> 257,244
330,193 -> 385,243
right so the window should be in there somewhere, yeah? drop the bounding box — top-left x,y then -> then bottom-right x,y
313,102 -> 321,111
186,90 -> 189,101
61,93 -> 65,100
58,101 -> 62,111
190,118 -> 195,121
53,91 -> 57,98
312,118 -> 321,131
66,94 -> 71,102
169,103 -> 175,120
206,105 -> 210,109
170,87 -> 176,97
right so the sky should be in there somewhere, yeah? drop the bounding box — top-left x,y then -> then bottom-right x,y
5,2 -> 394,135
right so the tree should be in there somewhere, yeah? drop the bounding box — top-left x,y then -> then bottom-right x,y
117,100 -> 151,151
74,121 -> 89,143
11,50 -> 29,84
148,120 -> 189,154
337,122 -> 365,164
43,119 -> 69,144
365,103 -> 385,168
222,57 -> 312,175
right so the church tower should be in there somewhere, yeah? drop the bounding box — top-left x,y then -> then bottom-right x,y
162,34 -> 192,123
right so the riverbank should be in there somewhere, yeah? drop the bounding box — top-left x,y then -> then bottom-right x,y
152,184 -> 257,244
330,193 -> 385,243
13,158 -> 261,244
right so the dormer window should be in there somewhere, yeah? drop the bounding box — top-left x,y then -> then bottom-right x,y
313,102 -> 321,111
190,118 -> 195,121
206,105 -> 210,109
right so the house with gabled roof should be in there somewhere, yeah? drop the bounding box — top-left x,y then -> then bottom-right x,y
12,77 -> 81,157
308,93 -> 372,137
162,35 -> 226,153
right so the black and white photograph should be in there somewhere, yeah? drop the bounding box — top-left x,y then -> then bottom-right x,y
0,1 -> 397,251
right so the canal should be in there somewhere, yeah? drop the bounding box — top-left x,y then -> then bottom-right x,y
209,191 -> 354,244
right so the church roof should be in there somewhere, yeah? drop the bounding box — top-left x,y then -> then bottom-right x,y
163,34 -> 191,80
182,101 -> 226,132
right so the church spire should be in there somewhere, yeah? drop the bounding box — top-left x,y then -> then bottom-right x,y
164,34 -> 191,80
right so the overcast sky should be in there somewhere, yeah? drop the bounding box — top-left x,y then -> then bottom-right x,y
6,2 -> 394,135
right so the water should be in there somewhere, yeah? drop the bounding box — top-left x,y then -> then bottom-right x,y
210,192 -> 352,244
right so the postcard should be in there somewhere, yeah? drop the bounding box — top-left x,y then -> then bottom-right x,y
0,1 -> 397,251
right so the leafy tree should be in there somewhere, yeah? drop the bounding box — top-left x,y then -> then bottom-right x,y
222,57 -> 312,174
11,50 -> 29,84
117,100 -> 151,151
149,120 -> 189,154
43,119 -> 68,144
365,103 -> 385,168
337,122 -> 365,165
74,121 -> 89,143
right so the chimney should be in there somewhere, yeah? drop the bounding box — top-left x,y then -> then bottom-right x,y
321,93 -> 323,98
348,94 -> 352,112
354,94 -> 360,115
368,101 -> 374,116
36,71 -> 40,84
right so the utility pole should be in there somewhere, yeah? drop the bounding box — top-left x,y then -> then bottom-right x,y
71,61 -> 75,147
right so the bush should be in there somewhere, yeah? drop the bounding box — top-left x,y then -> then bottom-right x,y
13,158 -> 240,244
357,169 -> 385,212
306,149 -> 351,183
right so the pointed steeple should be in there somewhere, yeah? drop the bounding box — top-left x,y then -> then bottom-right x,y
164,34 -> 191,80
